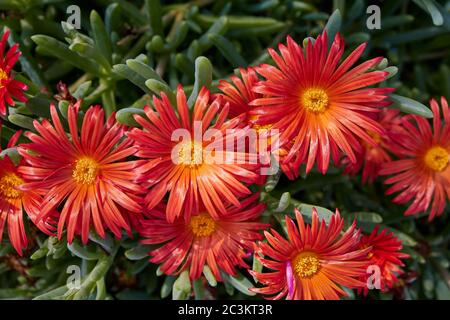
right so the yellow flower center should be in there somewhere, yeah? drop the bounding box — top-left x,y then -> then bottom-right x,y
0,68 -> 8,89
362,132 -> 382,151
292,252 -> 321,278
253,123 -> 273,133
72,157 -> 99,185
176,140 -> 203,167
301,88 -> 329,113
0,173 -> 23,200
249,115 -> 273,133
424,146 -> 449,172
189,213 -> 216,237
369,132 -> 382,144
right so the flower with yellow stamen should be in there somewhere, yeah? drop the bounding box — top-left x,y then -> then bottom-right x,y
18,103 -> 145,244
381,97 -> 450,220
139,194 -> 267,281
251,208 -> 371,300
0,29 -> 28,116
249,31 -> 394,174
0,130 -> 55,256
129,85 -> 261,223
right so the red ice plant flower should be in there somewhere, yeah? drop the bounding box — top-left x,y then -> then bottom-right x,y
129,85 -> 262,223
139,194 -> 268,281
341,109 -> 404,183
250,31 -> 394,175
359,226 -> 409,295
251,208 -> 371,300
0,127 -> 55,255
0,29 -> 28,116
17,103 -> 144,243
380,97 -> 450,220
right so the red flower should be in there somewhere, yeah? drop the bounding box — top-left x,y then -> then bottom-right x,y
217,67 -> 260,120
359,226 -> 409,295
0,128 -> 54,255
250,32 -> 394,174
342,109 -> 403,183
129,86 -> 261,222
17,103 -> 144,244
251,208 -> 370,300
380,97 -> 450,220
218,67 -> 301,180
139,194 -> 267,281
0,29 -> 28,116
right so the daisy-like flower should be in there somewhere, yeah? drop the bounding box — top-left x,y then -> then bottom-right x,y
251,208 -> 371,300
139,194 -> 267,281
0,29 -> 28,116
218,68 -> 301,180
341,109 -> 403,183
250,32 -> 394,174
129,85 -> 261,222
359,226 -> 409,295
0,128 -> 54,255
380,97 -> 450,220
17,103 -> 144,244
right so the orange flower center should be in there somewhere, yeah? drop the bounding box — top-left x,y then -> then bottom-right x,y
0,68 -> 8,89
176,140 -> 203,167
301,88 -> 329,113
0,173 -> 23,200
292,251 -> 321,278
72,157 -> 99,185
424,146 -> 449,172
189,213 -> 216,237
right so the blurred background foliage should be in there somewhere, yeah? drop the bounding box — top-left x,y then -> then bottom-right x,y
0,0 -> 449,300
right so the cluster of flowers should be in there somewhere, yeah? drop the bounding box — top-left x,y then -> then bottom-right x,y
1,28 -> 449,299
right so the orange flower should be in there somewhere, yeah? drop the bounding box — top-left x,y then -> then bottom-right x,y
341,109 -> 403,183
251,208 -> 370,300
0,29 -> 28,116
0,129 -> 54,255
17,103 -> 144,243
250,32 -> 394,174
380,97 -> 450,220
139,194 -> 268,281
359,226 -> 409,295
129,85 -> 261,222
